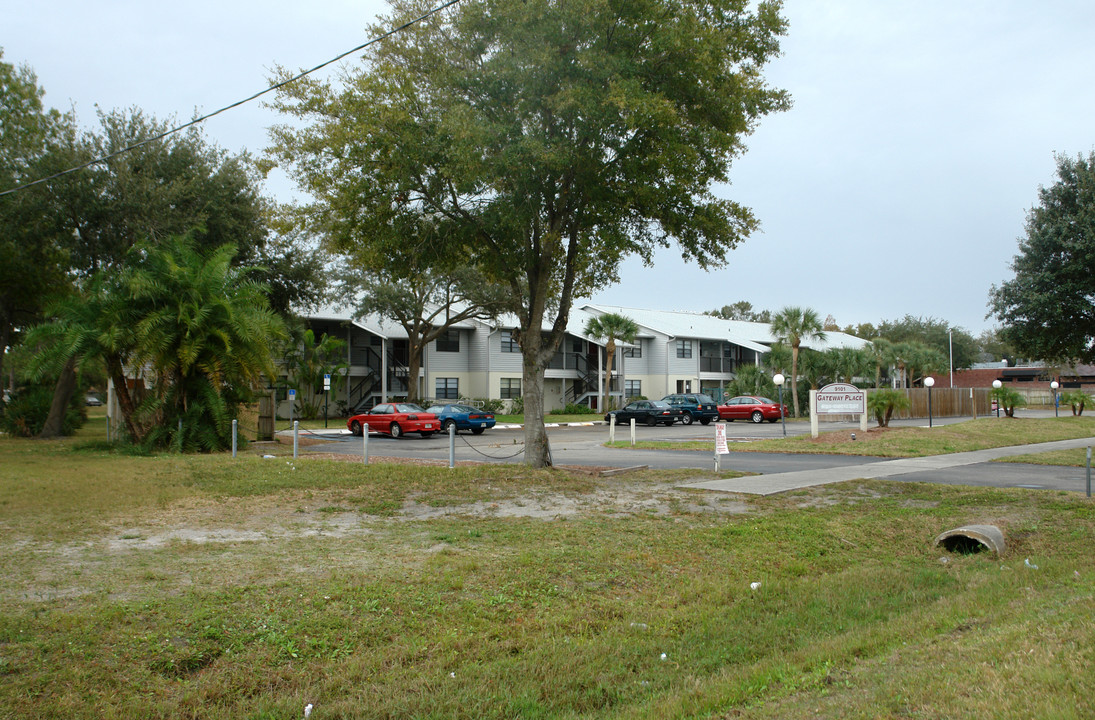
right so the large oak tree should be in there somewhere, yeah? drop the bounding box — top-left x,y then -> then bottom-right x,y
990,152 -> 1095,364
267,0 -> 789,465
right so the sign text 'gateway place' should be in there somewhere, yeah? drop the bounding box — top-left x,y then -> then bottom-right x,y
814,383 -> 866,415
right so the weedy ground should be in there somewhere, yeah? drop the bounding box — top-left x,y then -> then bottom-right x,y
1,414 -> 1094,719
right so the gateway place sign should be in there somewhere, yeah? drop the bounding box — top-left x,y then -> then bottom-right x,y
810,382 -> 868,437
815,383 -> 866,414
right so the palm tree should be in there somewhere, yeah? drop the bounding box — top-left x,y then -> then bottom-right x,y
828,346 -> 872,384
769,306 -> 827,417
582,313 -> 639,411
35,235 -> 286,450
127,236 -> 287,450
867,338 -> 896,388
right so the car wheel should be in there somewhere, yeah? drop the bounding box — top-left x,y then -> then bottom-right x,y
420,431 -> 435,438
442,419 -> 456,434
768,418 -> 779,423
646,415 -> 658,427
390,422 -> 403,438
700,417 -> 711,426
350,420 -> 363,437
471,427 -> 485,435
680,413 -> 693,425
751,411 -> 764,424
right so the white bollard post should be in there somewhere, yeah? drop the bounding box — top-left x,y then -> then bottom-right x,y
630,418 -> 636,446
293,420 -> 299,459
449,421 -> 456,469
362,425 -> 369,465
609,415 -> 615,444
232,419 -> 237,458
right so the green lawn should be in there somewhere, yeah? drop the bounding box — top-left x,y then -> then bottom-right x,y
608,416 -> 1095,461
2,416 -> 1094,718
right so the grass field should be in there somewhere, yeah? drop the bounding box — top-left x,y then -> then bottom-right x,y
2,415 -> 1095,718
609,416 -> 1095,464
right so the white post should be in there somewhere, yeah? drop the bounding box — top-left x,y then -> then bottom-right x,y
630,418 -> 636,446
232,419 -> 237,458
448,421 -> 456,469
362,425 -> 369,465
810,390 -> 819,438
293,420 -> 299,459
609,416 -> 616,444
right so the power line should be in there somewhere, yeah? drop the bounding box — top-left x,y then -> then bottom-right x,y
0,0 -> 463,199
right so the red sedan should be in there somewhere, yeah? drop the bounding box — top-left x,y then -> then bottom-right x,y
717,396 -> 788,424
348,403 -> 439,438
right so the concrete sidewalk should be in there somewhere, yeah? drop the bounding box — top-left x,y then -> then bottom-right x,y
680,437 -> 1095,496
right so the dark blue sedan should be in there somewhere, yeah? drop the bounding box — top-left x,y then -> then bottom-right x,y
425,403 -> 497,435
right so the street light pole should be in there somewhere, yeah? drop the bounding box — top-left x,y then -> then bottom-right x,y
992,379 -> 1002,418
924,376 -> 935,428
1051,380 -> 1059,418
774,373 -> 786,437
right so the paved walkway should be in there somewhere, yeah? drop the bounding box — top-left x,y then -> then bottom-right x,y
680,437 -> 1095,496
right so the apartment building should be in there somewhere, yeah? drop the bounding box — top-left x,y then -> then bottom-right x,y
295,303 -> 869,413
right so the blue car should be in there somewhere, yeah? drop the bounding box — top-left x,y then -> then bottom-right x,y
425,403 -> 497,435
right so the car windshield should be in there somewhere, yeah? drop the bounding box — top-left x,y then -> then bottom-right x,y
756,397 -> 775,404
393,403 -> 427,413
425,406 -> 444,414
650,401 -> 671,408
697,394 -> 715,404
452,405 -> 478,413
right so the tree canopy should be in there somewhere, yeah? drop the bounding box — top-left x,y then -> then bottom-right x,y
990,152 -> 1095,363
267,0 -> 789,465
0,51 -> 68,388
352,267 -> 509,403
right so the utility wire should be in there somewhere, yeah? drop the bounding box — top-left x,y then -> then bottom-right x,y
0,0 -> 463,199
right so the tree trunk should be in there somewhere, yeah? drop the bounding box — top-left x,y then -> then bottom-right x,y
106,355 -> 144,443
790,344 -> 801,418
602,339 -> 615,412
519,290 -> 558,468
39,356 -> 78,438
0,319 -> 9,400
406,340 -> 422,403
523,351 -> 551,467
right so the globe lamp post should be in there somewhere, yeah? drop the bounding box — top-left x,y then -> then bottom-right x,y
992,379 -> 1002,418
1051,380 -> 1060,418
924,376 -> 935,428
773,373 -> 787,437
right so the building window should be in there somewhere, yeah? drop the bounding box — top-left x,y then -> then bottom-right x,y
435,377 -> 459,399
436,329 -> 460,353
623,343 -> 642,358
625,380 -> 641,398
501,332 -> 520,353
500,378 -> 522,399
676,340 -> 693,358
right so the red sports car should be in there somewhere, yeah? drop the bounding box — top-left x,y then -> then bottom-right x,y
348,403 -> 439,438
717,396 -> 788,423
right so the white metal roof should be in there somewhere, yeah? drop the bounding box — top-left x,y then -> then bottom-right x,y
305,302 -> 868,352
581,304 -> 869,353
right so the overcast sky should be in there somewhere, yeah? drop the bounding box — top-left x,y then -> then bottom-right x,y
6,0 -> 1094,335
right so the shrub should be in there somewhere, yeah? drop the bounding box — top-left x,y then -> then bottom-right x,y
470,398 -> 505,414
1059,389 -> 1089,416
0,384 -> 86,437
866,389 -> 910,428
507,396 -> 524,416
991,386 -> 1026,418
549,402 -> 596,415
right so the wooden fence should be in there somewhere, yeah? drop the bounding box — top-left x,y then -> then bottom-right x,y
817,388 -> 994,423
